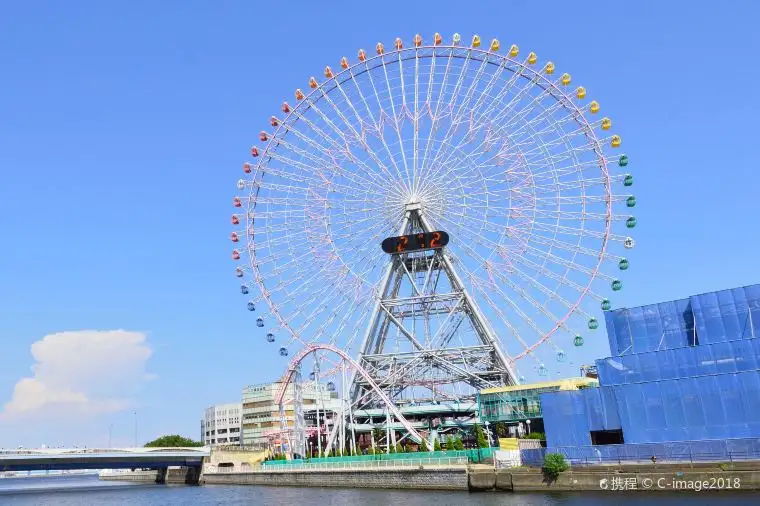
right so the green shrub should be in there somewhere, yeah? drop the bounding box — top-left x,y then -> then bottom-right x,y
433,438 -> 442,451
526,432 -> 545,440
473,424 -> 489,448
453,437 -> 464,451
542,453 -> 569,477
421,439 -> 430,452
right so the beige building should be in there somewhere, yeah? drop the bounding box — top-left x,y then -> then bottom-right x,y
241,381 -> 337,447
202,403 -> 242,446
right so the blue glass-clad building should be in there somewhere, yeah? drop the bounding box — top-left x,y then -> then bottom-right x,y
533,284 -> 760,460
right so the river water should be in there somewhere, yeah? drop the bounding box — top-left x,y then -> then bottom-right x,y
0,475 -> 758,505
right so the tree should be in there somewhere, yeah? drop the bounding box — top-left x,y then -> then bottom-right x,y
444,435 -> 453,451
372,428 -> 384,447
495,422 -> 508,438
395,442 -> 404,454
453,436 -> 465,451
473,424 -> 489,448
433,438 -> 442,451
421,439 -> 430,452
144,435 -> 204,448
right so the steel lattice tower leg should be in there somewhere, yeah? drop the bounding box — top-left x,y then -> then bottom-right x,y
349,205 -> 518,411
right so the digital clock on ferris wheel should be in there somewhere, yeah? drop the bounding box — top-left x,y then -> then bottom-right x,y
381,231 -> 450,254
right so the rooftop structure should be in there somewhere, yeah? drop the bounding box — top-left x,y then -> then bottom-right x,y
478,377 -> 599,424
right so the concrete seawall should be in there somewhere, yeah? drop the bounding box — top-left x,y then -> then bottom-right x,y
104,462 -> 760,492
203,467 -> 469,491
503,469 -> 760,492
203,464 -> 760,492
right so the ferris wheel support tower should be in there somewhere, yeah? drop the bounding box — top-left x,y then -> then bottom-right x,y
349,203 -> 518,409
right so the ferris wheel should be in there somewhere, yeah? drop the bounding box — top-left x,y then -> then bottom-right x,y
230,32 -> 635,386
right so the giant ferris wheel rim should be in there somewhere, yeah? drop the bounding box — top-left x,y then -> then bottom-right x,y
232,33 -> 634,375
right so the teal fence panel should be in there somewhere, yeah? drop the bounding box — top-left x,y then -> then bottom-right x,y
261,448 -> 494,466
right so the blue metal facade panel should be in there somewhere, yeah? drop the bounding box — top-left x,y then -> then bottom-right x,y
540,391 -> 592,447
541,284 -> 760,451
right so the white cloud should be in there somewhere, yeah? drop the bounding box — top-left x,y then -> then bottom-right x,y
1,330 -> 154,418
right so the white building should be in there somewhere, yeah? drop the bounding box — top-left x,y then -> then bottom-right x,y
202,403 -> 242,446
241,382 -> 338,448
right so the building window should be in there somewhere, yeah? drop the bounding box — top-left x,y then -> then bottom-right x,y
590,430 -> 625,445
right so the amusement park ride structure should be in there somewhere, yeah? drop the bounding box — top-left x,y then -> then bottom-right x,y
231,32 -> 636,456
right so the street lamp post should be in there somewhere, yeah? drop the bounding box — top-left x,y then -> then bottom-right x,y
484,421 -> 492,447
108,424 -> 113,449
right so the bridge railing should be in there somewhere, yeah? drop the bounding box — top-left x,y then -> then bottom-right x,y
0,447 -> 210,457
210,456 -> 468,473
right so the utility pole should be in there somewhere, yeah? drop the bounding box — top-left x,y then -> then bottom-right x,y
108,423 -> 113,449
133,412 -> 138,448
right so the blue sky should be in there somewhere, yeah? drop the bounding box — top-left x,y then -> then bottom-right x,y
1,0 -> 758,448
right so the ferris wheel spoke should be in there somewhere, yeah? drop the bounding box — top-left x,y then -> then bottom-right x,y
426,61 -> 554,179
418,50 -> 477,183
443,226 -> 584,335
378,53 -> 414,186
412,46 -> 421,195
457,56 -> 532,154
523,230 -> 615,262
288,281 -> 360,337
289,103 -> 402,194
434,105 -> 582,195
428,78 -> 583,187
447,53 -> 492,132
480,273 -> 563,354
328,68 -> 409,190
508,252 -> 601,301
489,258 -> 596,323
418,47 -> 457,191
469,278 -> 541,359
264,150 -> 392,198
519,240 -> 616,284
305,90 -> 408,195
270,125 -> 387,194
357,59 -> 411,188
530,221 -> 629,245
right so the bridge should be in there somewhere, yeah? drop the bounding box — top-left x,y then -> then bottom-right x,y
0,447 -> 210,484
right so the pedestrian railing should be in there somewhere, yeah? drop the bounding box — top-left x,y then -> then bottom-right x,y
521,439 -> 760,467
261,448 -> 494,467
